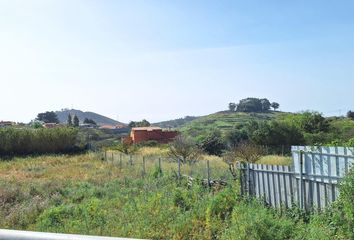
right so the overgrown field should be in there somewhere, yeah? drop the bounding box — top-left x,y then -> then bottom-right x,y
0,154 -> 352,239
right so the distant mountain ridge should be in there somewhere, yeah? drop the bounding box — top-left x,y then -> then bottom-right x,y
55,109 -> 124,126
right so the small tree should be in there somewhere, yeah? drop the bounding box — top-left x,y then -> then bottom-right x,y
271,102 -> 280,111
67,114 -> 72,126
168,135 -> 201,165
114,141 -> 138,155
73,115 -> 79,127
223,142 -> 265,179
228,102 -> 237,112
347,111 -> 354,120
200,130 -> 226,156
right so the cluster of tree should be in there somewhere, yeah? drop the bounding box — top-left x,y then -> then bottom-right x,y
0,127 -> 79,156
347,111 -> 354,120
128,119 -> 151,128
67,114 -> 80,127
83,118 -> 97,125
228,98 -> 279,112
36,111 -> 59,123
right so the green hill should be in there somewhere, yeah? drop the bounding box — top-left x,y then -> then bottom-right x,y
179,111 -> 290,138
55,109 -> 125,126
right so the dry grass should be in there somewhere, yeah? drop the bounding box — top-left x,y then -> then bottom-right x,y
256,155 -> 292,166
0,153 -> 125,183
136,147 -> 169,157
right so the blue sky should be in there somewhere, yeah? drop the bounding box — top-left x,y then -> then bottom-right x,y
0,0 -> 353,123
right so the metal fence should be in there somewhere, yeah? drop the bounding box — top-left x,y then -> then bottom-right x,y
240,146 -> 353,211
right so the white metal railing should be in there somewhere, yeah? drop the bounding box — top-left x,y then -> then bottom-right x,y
0,229 -> 144,240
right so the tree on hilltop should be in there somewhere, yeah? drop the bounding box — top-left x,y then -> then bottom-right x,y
228,102 -> 237,112
271,102 -> 280,111
347,111 -> 354,120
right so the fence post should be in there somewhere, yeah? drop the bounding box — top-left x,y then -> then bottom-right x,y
299,150 -> 304,210
119,154 -> 122,169
130,155 -> 133,166
158,157 -> 162,176
111,152 -> 114,163
142,156 -> 146,178
178,158 -> 181,180
247,163 -> 251,196
239,162 -> 244,196
104,151 -> 107,161
207,160 -> 211,189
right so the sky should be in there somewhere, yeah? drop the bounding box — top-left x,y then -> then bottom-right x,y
0,0 -> 354,123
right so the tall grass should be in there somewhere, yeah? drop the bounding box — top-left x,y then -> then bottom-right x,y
257,155 -> 292,165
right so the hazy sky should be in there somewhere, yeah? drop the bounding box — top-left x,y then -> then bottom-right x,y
1,0 -> 354,123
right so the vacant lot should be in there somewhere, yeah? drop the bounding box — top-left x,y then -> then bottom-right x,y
0,154 -> 352,239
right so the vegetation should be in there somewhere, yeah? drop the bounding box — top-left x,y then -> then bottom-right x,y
0,127 -> 79,156
83,118 -> 97,125
67,114 -> 72,126
236,98 -> 273,112
73,115 -> 80,127
180,110 -> 354,155
154,116 -> 199,128
128,119 -> 151,128
168,135 -> 202,164
228,103 -> 237,112
347,110 -> 354,120
0,154 -> 352,239
36,111 -> 59,124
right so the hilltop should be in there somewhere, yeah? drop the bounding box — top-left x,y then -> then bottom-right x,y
55,109 -> 125,126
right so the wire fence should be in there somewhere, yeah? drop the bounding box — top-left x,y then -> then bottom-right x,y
100,151 -> 233,185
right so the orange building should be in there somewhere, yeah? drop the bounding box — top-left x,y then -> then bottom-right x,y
127,127 -> 178,144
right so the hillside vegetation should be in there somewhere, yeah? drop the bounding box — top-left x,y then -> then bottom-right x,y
180,111 -> 287,138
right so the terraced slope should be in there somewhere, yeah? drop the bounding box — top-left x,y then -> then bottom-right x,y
180,111 -> 289,138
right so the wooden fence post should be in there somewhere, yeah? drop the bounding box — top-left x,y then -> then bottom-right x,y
158,158 -> 162,175
104,151 -> 107,161
299,150 -> 304,210
178,158 -> 181,180
130,155 -> 133,166
111,152 -> 114,163
239,162 -> 244,196
207,160 -> 211,188
142,156 -> 146,178
248,163 -> 251,195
